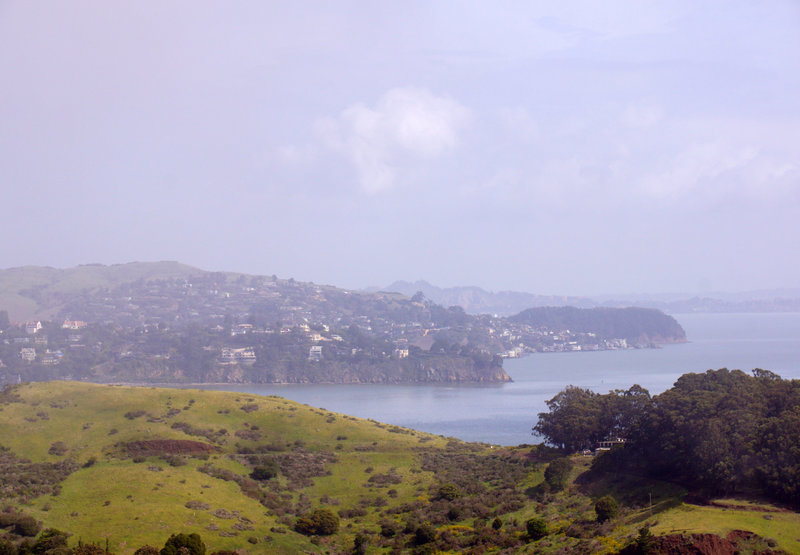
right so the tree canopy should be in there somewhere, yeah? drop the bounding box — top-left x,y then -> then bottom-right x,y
534,369 -> 800,506
533,384 -> 651,451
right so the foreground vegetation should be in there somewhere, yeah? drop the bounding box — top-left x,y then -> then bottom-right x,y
0,380 -> 798,553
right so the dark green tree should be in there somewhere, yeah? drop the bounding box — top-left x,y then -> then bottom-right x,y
534,385 -> 651,451
525,517 -> 547,540
436,483 -> 461,501
31,529 -> 69,554
294,509 -> 339,536
544,457 -> 573,491
160,533 -> 205,555
595,495 -> 619,522
633,526 -> 654,554
413,524 -> 436,545
250,459 -> 279,481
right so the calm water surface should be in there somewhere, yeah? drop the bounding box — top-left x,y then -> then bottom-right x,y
178,313 -> 800,446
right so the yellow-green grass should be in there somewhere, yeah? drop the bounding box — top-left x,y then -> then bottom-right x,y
650,502 -> 800,554
0,381 -> 453,553
3,381 -> 800,554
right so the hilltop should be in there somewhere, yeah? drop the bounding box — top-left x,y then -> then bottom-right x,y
0,262 -> 201,322
0,381 -> 796,554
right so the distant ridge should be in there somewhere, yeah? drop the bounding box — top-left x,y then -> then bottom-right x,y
378,280 -> 800,315
0,261 -> 201,321
380,279 -> 594,316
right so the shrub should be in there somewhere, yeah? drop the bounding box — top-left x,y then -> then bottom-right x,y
31,528 -> 69,554
161,455 -> 186,467
544,457 -> 573,491
379,520 -> 398,538
160,533 -> 205,555
12,515 -> 41,537
353,533 -> 369,555
413,524 -> 436,545
633,526 -> 654,553
133,548 -> 159,555
0,538 -> 17,555
48,442 -> 68,457
436,483 -> 461,501
525,517 -> 547,540
594,495 -> 619,522
294,508 -> 339,536
250,460 -> 279,481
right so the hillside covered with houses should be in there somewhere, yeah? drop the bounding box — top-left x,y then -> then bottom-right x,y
0,263 -> 685,385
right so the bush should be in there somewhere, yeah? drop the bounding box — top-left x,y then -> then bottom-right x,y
595,495 -> 619,522
160,533 -> 205,555
133,547 -> 159,555
250,460 -> 279,481
31,528 -> 69,554
436,483 -> 461,501
413,524 -> 436,546
0,538 -> 17,555
633,526 -> 654,554
526,517 -> 547,540
544,457 -> 573,491
48,442 -> 68,456
379,519 -> 399,538
353,533 -> 369,555
294,508 -> 339,536
11,515 -> 41,537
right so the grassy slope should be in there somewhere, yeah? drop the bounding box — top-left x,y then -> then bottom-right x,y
0,262 -> 201,322
1,382 -> 798,554
0,381 -> 454,553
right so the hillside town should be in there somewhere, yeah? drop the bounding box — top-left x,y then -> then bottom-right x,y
0,272 -> 681,385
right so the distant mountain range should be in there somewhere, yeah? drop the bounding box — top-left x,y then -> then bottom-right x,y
376,280 -> 596,316
377,280 -> 800,315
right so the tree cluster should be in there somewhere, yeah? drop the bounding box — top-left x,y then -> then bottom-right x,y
534,368 -> 800,506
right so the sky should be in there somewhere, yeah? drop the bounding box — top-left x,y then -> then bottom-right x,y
1,1 -> 799,296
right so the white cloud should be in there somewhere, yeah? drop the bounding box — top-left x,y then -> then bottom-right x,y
319,87 -> 471,193
639,140 -> 799,201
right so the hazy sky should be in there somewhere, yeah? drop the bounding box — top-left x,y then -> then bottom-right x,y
2,1 -> 798,295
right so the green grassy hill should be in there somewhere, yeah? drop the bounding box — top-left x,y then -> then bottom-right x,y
0,382 -> 797,554
0,262 -> 201,322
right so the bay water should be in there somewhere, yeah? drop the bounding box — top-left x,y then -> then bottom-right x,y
177,313 -> 800,446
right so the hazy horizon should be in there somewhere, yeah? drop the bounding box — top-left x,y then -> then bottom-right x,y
2,2 -> 798,297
